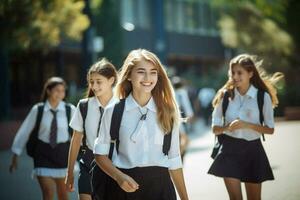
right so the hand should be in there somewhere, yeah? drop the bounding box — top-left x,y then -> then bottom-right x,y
65,172 -> 75,192
116,173 -> 139,193
228,119 -> 247,131
9,154 -> 18,173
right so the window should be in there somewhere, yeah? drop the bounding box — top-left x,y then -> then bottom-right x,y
164,0 -> 219,36
121,0 -> 151,30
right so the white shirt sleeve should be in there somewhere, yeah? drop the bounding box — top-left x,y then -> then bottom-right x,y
11,105 -> 38,156
262,93 -> 275,128
211,99 -> 223,127
168,123 -> 183,170
180,90 -> 194,118
93,108 -> 113,155
69,102 -> 84,133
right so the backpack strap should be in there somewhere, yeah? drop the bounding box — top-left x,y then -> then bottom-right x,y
257,90 -> 265,141
79,99 -> 89,149
26,103 -> 44,157
34,103 -> 45,138
108,99 -> 126,159
65,103 -> 73,137
163,128 -> 172,156
222,91 -> 230,123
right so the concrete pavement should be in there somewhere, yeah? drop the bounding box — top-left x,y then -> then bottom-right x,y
183,120 -> 300,200
0,119 -> 299,199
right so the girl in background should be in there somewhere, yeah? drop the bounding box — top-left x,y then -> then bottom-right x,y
9,77 -> 75,200
65,58 -> 118,200
208,54 -> 284,200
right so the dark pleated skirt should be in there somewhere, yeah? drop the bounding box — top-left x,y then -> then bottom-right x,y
33,140 -> 70,168
105,166 -> 177,200
208,134 -> 274,183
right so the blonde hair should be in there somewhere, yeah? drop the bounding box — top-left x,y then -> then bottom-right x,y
85,58 -> 118,98
116,49 -> 180,133
213,54 -> 284,108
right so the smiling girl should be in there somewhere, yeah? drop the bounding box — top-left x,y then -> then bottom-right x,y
93,49 -> 189,200
208,54 -> 284,200
65,58 -> 118,200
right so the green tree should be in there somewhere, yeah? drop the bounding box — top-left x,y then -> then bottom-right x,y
0,0 -> 90,50
215,2 -> 293,71
0,0 -> 90,120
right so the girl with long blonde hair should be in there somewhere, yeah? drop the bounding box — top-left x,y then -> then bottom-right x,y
94,49 -> 189,200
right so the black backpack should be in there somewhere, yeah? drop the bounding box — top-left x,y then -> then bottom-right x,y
89,98 -> 172,200
210,89 -> 265,159
26,103 -> 73,157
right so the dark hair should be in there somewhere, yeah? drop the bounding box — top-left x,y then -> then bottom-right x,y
41,77 -> 66,102
85,58 -> 118,97
171,76 -> 184,89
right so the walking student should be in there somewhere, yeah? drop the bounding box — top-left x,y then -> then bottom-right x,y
208,54 -> 284,200
9,77 -> 75,200
65,58 -> 118,200
93,49 -> 189,200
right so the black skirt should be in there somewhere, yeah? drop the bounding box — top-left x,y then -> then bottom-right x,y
78,148 -> 94,195
208,134 -> 274,183
33,140 -> 70,168
104,166 -> 177,200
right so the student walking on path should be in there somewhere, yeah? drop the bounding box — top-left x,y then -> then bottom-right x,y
65,58 -> 118,200
208,54 -> 284,200
9,77 -> 75,200
93,49 -> 189,200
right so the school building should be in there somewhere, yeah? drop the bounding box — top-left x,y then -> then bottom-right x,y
1,0 -> 227,121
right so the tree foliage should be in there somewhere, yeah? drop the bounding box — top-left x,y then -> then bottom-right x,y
213,1 -> 293,71
0,0 -> 90,50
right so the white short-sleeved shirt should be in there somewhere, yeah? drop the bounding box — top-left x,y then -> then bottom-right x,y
94,94 -> 182,170
212,85 -> 275,141
69,96 -> 119,151
11,101 -> 76,156
175,87 -> 194,118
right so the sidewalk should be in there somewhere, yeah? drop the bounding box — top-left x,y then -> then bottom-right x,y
184,120 -> 300,200
1,120 -> 300,199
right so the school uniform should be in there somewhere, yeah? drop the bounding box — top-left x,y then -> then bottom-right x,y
94,94 -> 182,200
208,85 -> 275,183
11,100 -> 75,178
69,96 -> 118,194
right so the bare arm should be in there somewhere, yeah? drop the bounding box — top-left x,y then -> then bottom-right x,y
212,125 -> 229,135
169,168 -> 189,200
9,153 -> 18,173
65,131 -> 83,191
228,119 -> 274,135
94,154 -> 139,193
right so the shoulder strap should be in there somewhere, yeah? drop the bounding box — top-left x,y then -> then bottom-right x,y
36,103 -> 45,132
257,90 -> 265,141
108,99 -> 125,159
65,103 -> 73,137
222,91 -> 230,121
163,128 -> 172,156
31,103 -> 45,138
79,99 -> 89,148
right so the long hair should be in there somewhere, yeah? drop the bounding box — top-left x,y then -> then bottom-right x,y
116,49 -> 180,133
41,77 -> 66,102
85,58 -> 118,98
212,54 -> 284,108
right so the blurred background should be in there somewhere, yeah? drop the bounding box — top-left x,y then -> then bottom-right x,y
0,0 -> 300,199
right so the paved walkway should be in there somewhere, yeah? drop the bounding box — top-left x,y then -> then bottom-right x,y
184,120 -> 300,200
0,120 -> 300,199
